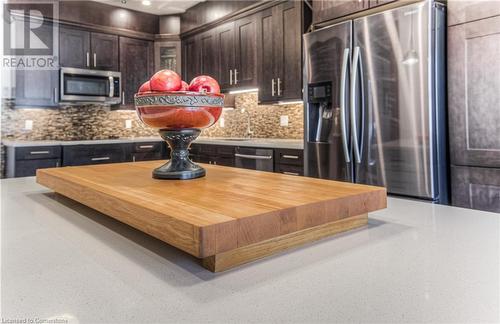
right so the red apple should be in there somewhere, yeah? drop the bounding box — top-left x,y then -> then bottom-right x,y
150,69 -> 182,92
188,75 -> 220,94
138,80 -> 151,93
180,80 -> 189,91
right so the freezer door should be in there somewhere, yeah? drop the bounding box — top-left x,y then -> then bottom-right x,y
303,21 -> 353,181
353,1 -> 437,199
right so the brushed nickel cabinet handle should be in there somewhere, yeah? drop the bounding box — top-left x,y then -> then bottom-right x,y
30,151 -> 50,155
91,156 -> 110,161
283,171 -> 299,176
122,91 -> 125,105
93,53 -> 97,67
282,155 -> 299,159
53,88 -> 58,103
234,69 -> 238,85
139,145 -> 154,149
277,77 -> 282,96
86,52 -> 90,67
271,78 -> 275,96
229,70 -> 233,85
235,153 -> 272,160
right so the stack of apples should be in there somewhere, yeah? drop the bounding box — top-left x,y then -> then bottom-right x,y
137,69 -> 220,94
135,69 -> 223,130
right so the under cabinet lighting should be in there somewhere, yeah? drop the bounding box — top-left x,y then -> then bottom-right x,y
228,88 -> 259,95
142,0 -> 151,5
276,100 -> 304,105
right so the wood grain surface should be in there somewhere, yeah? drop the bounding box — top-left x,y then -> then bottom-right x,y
202,213 -> 368,272
36,161 -> 386,259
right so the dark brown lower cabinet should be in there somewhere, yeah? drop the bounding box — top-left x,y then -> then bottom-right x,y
274,148 -> 304,176
6,145 -> 61,178
451,165 -> 500,213
190,144 -> 235,166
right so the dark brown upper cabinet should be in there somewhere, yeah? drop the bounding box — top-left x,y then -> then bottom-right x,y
312,0 -> 369,24
60,26 -> 90,69
60,26 -> 118,71
199,29 -> 219,81
256,7 -> 275,102
448,15 -> 500,168
234,15 -> 258,89
182,34 -> 200,83
15,22 -> 59,108
216,21 -> 236,91
119,37 -> 153,108
216,16 -> 258,91
91,32 -> 119,71
257,1 -> 302,103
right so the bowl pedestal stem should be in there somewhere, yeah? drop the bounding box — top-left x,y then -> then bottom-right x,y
153,129 -> 205,180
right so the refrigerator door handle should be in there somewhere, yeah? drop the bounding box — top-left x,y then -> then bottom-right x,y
350,46 -> 362,164
340,47 -> 351,163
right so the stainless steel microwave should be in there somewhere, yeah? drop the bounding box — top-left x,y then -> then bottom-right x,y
60,67 -> 121,104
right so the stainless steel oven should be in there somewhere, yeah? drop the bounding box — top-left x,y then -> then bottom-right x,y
235,147 -> 274,172
60,67 -> 121,104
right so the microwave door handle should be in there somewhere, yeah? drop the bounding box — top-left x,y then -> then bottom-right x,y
109,76 -> 114,97
340,47 -> 350,163
350,46 -> 362,164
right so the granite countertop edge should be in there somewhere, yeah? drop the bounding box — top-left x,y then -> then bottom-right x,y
1,137 -> 304,150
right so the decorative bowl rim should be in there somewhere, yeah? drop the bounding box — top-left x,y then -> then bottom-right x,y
134,91 -> 225,108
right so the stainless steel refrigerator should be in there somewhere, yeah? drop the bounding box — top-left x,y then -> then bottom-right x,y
303,0 -> 448,203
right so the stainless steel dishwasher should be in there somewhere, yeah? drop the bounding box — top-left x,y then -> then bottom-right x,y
234,147 -> 274,172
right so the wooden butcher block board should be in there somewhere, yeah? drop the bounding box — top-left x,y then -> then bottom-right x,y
37,161 -> 386,271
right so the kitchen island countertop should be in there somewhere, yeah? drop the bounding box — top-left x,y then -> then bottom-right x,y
1,177 -> 498,323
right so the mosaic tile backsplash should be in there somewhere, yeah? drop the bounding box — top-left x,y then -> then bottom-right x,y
0,92 -> 303,176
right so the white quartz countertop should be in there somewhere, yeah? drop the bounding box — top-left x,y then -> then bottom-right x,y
2,177 -> 499,323
2,137 -> 303,149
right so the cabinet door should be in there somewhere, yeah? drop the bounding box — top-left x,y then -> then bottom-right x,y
257,7 -> 276,102
234,15 -> 257,88
448,0 -> 500,26
182,35 -> 200,82
119,37 -> 154,107
313,0 -> 368,24
15,159 -> 60,178
199,29 -> 219,80
60,26 -> 90,69
217,22 -> 236,90
15,69 -> 59,107
275,1 -> 302,100
451,165 -> 500,213
448,16 -> 500,167
91,32 -> 119,71
369,0 -> 396,8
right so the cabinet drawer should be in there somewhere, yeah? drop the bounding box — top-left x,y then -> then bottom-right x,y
132,142 -> 162,153
275,148 -> 303,166
451,165 -> 500,213
275,163 -> 303,176
15,159 -> 60,177
63,144 -> 126,166
132,151 -> 163,162
15,146 -> 61,160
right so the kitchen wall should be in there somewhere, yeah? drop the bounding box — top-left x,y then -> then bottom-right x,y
0,92 -> 303,177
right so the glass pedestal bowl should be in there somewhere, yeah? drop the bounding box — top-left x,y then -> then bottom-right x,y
134,91 -> 224,180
